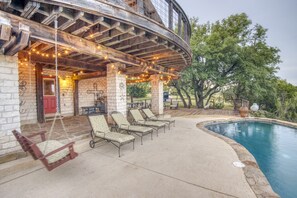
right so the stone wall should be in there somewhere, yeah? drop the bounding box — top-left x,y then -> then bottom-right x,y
18,62 -> 37,124
78,77 -> 107,114
151,74 -> 163,115
0,55 -> 21,156
106,63 -> 127,120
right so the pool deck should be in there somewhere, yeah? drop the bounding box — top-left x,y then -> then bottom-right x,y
0,115 -> 257,198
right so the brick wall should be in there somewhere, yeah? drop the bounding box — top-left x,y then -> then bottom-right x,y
151,74 -> 163,115
0,55 -> 21,156
78,77 -> 107,114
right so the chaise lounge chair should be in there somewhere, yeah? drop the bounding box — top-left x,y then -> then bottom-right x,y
129,109 -> 166,136
110,112 -> 154,145
88,115 -> 135,157
142,108 -> 175,129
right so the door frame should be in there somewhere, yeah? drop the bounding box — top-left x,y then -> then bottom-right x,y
42,75 -> 61,114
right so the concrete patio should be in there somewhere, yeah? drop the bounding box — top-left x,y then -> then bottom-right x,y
0,116 -> 256,198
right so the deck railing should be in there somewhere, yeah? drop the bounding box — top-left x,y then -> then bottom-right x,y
124,0 -> 191,44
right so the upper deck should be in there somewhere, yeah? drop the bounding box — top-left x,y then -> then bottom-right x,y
0,0 -> 192,77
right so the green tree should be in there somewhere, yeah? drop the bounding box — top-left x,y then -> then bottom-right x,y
127,82 -> 149,102
275,80 -> 297,120
173,13 -> 280,108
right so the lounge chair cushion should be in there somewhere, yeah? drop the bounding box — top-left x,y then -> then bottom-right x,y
142,109 -> 172,120
120,125 -> 153,133
104,132 -> 135,143
138,120 -> 165,127
37,140 -> 69,164
111,113 -> 131,126
88,115 -> 111,137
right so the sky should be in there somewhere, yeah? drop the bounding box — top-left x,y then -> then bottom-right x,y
176,0 -> 297,85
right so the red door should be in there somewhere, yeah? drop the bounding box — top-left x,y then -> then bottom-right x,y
43,78 -> 57,114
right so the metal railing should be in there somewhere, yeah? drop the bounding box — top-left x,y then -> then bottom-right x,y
124,0 -> 191,44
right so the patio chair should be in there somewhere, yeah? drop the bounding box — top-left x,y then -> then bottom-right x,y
170,101 -> 179,109
142,108 -> 175,129
110,112 -> 154,145
88,115 -> 135,157
129,109 -> 166,136
12,130 -> 78,171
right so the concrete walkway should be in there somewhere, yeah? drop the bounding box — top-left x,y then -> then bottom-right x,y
0,116 -> 256,198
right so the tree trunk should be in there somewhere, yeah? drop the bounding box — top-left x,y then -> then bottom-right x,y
196,82 -> 204,108
176,88 -> 188,108
197,97 -> 204,108
172,81 -> 188,108
181,88 -> 192,108
131,95 -> 134,103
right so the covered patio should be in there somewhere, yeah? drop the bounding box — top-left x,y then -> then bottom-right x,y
0,0 -> 192,157
0,116 -> 256,198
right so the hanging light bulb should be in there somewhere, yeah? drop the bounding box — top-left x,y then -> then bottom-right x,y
104,55 -> 108,60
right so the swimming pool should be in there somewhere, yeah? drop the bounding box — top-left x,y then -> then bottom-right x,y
206,121 -> 297,198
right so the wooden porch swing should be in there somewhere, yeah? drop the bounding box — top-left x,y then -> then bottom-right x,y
13,16 -> 78,171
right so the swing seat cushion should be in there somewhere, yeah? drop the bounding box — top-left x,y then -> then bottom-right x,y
37,140 -> 70,164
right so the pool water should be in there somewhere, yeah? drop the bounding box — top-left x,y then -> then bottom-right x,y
206,121 -> 297,198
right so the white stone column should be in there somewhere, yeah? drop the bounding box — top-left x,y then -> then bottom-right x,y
106,63 -> 127,121
151,74 -> 164,115
0,55 -> 21,156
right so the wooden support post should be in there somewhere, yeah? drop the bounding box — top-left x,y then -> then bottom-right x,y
35,64 -> 45,123
73,80 -> 79,116
168,0 -> 173,30
178,12 -> 182,36
137,0 -> 144,14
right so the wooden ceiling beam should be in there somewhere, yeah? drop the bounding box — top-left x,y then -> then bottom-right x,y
0,11 -> 144,66
21,1 -> 40,19
59,11 -> 84,30
103,29 -> 142,47
23,52 -> 104,71
41,6 -> 63,25
115,35 -> 157,50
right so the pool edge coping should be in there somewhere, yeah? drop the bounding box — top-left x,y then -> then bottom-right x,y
196,117 -> 294,198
